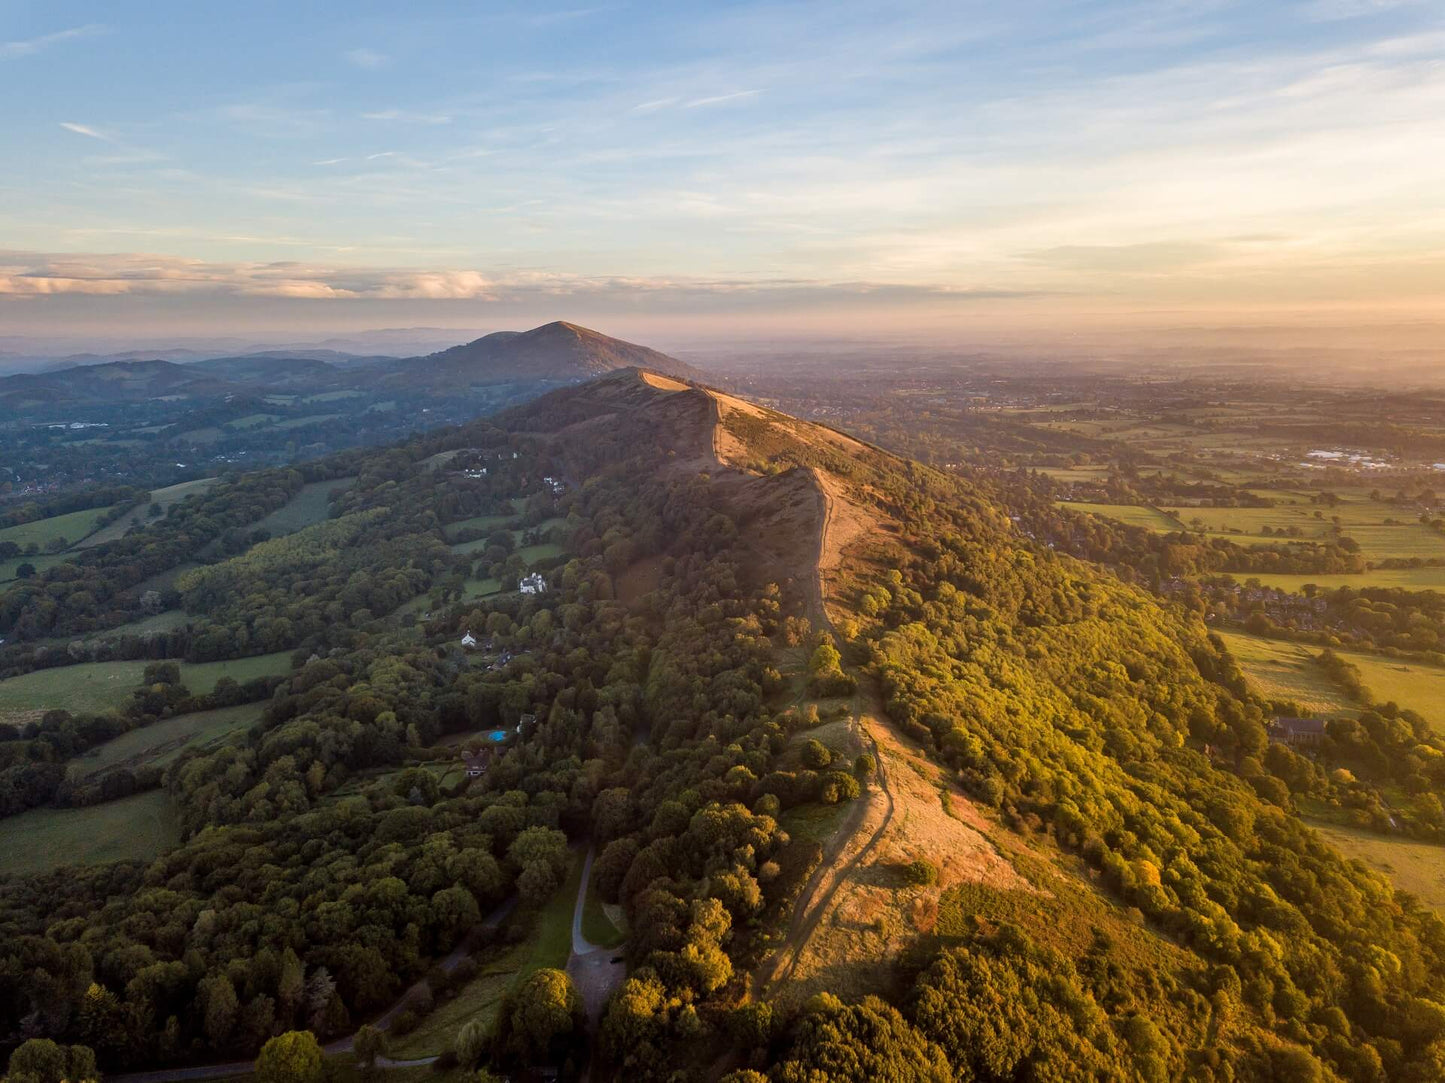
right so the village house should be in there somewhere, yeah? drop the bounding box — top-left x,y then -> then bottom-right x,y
519,572 -> 548,595
1270,717 -> 1328,748
461,749 -> 489,778
461,630 -> 478,649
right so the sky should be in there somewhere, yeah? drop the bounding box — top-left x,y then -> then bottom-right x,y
1,0 -> 1443,345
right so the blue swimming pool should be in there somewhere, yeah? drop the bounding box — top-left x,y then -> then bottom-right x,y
487,730 -> 507,743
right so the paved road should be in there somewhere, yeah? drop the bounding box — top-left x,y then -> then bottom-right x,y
108,895 -> 518,1083
565,845 -> 627,1028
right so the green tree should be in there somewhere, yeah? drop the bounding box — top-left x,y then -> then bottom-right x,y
254,1030 -> 324,1083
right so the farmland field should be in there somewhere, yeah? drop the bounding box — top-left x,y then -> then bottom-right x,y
0,790 -> 181,877
251,477 -> 355,536
1331,648 -> 1445,731
1309,820 -> 1445,911
1246,568 -> 1445,594
1214,631 -> 1355,716
0,652 -> 293,724
271,413 -> 343,430
70,703 -> 263,779
79,477 -> 218,548
443,513 -> 515,539
0,504 -> 119,551
1057,502 -> 1183,532
0,552 -> 69,584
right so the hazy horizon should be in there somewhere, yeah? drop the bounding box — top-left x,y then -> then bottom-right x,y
3,1 -> 1443,347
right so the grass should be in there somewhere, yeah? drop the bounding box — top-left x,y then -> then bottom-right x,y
386,851 -> 583,1059
272,413 -> 344,430
302,389 -> 364,403
78,477 -> 218,549
1328,648 -> 1445,731
252,477 -> 356,536
1056,502 -> 1184,532
1246,568 -> 1445,593
0,504 -> 119,552
1218,631 -> 1445,731
226,413 -> 281,429
1308,820 -> 1445,911
443,514 -> 515,539
780,801 -> 852,845
70,703 -> 264,779
581,862 -> 626,949
0,552 -> 69,584
1215,631 -> 1355,715
0,652 -> 292,724
0,790 -> 180,877
462,578 -> 502,601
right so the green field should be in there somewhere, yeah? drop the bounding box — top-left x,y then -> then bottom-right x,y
1057,502 -> 1183,532
226,413 -> 281,429
302,389 -> 364,403
462,577 -> 502,601
252,477 -> 355,536
79,477 -> 218,549
0,789 -> 181,877
0,504 -> 119,552
1215,631 -> 1355,716
70,703 -> 263,779
0,652 -> 293,724
516,542 -> 564,564
1310,820 -> 1445,911
1331,648 -> 1445,731
1246,568 -> 1445,594
0,552 -> 69,584
443,514 -> 515,539
1217,631 -> 1445,731
271,413 -> 343,430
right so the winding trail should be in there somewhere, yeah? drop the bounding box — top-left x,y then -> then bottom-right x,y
752,472 -> 897,997
107,896 -> 517,1083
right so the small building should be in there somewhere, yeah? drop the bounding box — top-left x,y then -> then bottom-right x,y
519,572 -> 547,595
1271,717 -> 1327,748
461,630 -> 478,649
461,749 -> 489,778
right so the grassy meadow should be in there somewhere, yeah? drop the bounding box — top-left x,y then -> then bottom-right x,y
1215,632 -> 1355,716
0,504 -> 118,551
69,703 -> 264,780
252,477 -> 356,536
1057,502 -> 1183,532
1309,820 -> 1445,911
0,790 -> 181,877
0,652 -> 293,724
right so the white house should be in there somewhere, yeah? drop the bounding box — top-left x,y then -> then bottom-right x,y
519,572 -> 547,595
461,630 -> 478,648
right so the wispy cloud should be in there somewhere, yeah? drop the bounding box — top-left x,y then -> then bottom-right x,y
346,48 -> 391,70
683,90 -> 763,108
1302,0 -> 1422,21
58,122 -> 114,142
0,23 -> 104,60
0,250 -> 1037,306
361,109 -> 453,125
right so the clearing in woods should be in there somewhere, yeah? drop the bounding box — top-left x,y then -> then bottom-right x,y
78,477 -> 218,548
251,477 -> 356,536
69,703 -> 265,780
1308,820 -> 1445,912
0,652 -> 293,726
0,504 -> 120,551
0,789 -> 181,877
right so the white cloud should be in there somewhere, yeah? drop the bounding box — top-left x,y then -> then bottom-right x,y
58,122 -> 113,142
683,90 -> 763,108
0,24 -> 104,60
346,48 -> 391,70
1302,0 -> 1422,21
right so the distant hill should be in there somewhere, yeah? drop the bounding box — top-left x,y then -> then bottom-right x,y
0,359 -> 240,408
394,321 -> 701,385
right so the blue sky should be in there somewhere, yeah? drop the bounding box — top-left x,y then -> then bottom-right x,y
2,0 -> 1442,339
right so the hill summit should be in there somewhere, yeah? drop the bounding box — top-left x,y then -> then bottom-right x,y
404,321 -> 700,384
